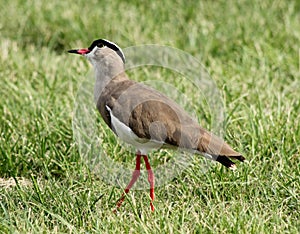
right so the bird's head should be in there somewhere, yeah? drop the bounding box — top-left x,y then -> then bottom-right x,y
68,39 -> 126,67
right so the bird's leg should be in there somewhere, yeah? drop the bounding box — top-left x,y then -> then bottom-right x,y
142,155 -> 155,212
115,152 -> 142,210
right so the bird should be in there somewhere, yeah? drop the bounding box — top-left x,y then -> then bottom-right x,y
68,39 -> 245,212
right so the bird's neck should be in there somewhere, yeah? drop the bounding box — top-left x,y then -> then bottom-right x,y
93,60 -> 126,104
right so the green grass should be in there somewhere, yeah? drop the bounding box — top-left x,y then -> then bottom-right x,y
0,0 -> 299,233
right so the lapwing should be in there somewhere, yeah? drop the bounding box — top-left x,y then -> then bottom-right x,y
68,39 -> 245,212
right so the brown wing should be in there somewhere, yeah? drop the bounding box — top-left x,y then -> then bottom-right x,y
96,74 -> 243,166
97,74 -> 198,145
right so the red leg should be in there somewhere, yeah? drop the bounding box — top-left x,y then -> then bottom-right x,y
143,155 -> 155,212
115,153 -> 141,210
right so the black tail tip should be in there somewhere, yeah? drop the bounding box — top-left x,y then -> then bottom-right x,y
231,155 -> 246,162
216,156 -> 236,170
216,155 -> 245,170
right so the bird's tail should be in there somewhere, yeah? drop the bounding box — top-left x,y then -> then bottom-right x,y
215,155 -> 245,170
197,130 -> 245,170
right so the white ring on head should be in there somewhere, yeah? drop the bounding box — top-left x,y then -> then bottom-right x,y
101,39 -> 126,63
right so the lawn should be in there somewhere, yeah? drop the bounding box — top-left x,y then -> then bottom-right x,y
0,0 -> 299,233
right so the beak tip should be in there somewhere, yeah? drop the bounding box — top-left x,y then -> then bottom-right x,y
68,49 -> 78,54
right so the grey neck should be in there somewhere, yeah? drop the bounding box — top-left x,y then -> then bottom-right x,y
93,56 -> 125,104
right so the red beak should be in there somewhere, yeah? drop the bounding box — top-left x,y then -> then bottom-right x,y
68,48 -> 90,55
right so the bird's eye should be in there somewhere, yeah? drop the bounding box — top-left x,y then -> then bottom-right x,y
97,43 -> 104,48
